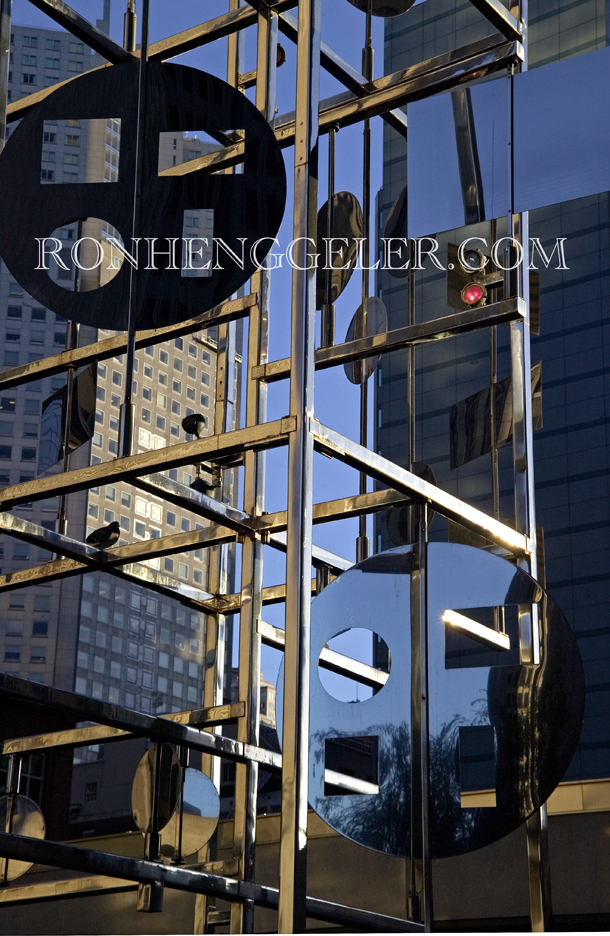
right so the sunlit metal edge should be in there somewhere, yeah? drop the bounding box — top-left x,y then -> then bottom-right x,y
0,294 -> 255,392
442,609 -> 511,650
252,298 -> 526,383
0,417 -> 295,509
0,875 -> 136,906
324,769 -> 379,796
309,420 -> 532,556
256,620 -> 389,689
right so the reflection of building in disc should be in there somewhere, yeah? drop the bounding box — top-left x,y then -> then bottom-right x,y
0,794 -> 45,880
160,768 -> 220,862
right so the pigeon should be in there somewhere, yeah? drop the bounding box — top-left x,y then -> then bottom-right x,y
86,520 -> 120,549
182,414 -> 207,440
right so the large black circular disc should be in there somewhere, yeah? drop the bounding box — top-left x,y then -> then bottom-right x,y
0,62 -> 286,330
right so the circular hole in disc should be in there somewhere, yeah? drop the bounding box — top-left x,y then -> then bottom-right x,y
46,218 -> 124,292
318,627 -> 391,702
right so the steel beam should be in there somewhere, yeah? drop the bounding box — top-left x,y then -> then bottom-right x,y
153,34 -> 522,179
26,0 -> 135,63
310,420 -> 532,556
0,673 -> 280,770
467,0 -> 523,41
0,418 -> 295,509
0,832 -> 422,932
252,298 -> 526,384
0,294 -> 254,392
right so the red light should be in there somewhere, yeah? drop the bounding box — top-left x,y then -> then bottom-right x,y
461,282 -> 486,305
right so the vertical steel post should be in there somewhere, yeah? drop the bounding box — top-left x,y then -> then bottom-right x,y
119,0 -> 150,458
357,0 -> 373,564
278,0 -> 320,930
230,9 -> 277,934
507,0 -> 551,927
410,505 -> 432,929
0,0 -> 10,158
195,11 -> 242,932
320,125 -> 336,348
0,755 -> 19,884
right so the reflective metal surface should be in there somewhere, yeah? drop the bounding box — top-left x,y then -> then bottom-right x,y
408,47 -> 610,236
0,794 -> 45,881
382,185 -> 408,277
131,743 -> 181,835
38,364 -> 96,474
0,63 -> 286,330
449,361 -> 542,470
344,297 -> 388,384
298,543 -> 584,858
315,191 -> 363,309
160,768 -> 220,861
346,0 -> 416,16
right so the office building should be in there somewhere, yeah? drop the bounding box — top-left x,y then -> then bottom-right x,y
0,15 -> 238,829
377,0 -> 610,783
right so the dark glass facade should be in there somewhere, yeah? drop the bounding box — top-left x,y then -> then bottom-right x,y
377,0 -> 610,779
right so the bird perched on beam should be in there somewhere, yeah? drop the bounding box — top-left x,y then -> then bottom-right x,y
86,520 -> 120,549
182,413 -> 207,440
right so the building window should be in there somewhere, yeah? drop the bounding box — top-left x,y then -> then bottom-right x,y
85,782 -> 97,802
179,562 -> 189,579
21,447 -> 36,461
13,543 -> 29,559
159,350 -> 168,365
120,516 -> 130,531
126,666 -> 138,684
7,307 -> 21,320
201,372 -> 210,387
175,338 -> 184,351
186,386 -> 196,401
121,492 -> 131,508
158,372 -> 167,386
135,521 -> 146,538
141,408 -> 150,423
92,432 -> 102,447
187,365 -> 197,380
96,386 -> 106,402
164,557 -> 174,573
104,509 -> 115,524
30,646 -> 46,663
171,401 -> 181,416
88,504 -> 98,519
23,424 -> 38,437
32,621 -> 48,636
23,36 -> 38,48
34,595 -> 51,612
193,569 -> 202,584
156,416 -> 166,431
98,364 -> 107,379
142,386 -> 152,401
112,371 -> 122,387
200,394 -> 209,407
202,351 -> 211,364
157,393 -> 167,409
173,358 -> 183,372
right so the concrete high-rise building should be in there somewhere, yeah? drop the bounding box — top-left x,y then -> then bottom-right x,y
0,13 -> 239,827
377,0 -> 610,786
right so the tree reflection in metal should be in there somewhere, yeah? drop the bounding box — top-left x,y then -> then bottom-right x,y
302,544 -> 584,859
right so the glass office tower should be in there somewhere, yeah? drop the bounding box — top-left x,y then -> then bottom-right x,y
377,0 -> 610,780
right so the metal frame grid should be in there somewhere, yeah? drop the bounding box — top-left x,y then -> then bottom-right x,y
0,0 -> 547,932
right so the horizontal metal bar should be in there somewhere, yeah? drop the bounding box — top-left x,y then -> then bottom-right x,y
26,0 -> 135,63
189,701 -> 246,728
467,0 -> 523,41
442,609 -> 511,650
256,620 -> 389,689
147,1 -> 299,62
0,674 -> 281,769
134,472 -> 254,537
215,579 -> 318,615
277,9 -> 407,136
268,532 -> 352,574
0,875 -> 136,906
324,769 -> 379,796
0,294 -> 255,392
310,420 -> 532,556
0,833 -> 421,931
157,34 -> 521,181
0,418 -> 295,509
253,298 -> 526,383
257,488 -> 416,534
3,710 -> 193,755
